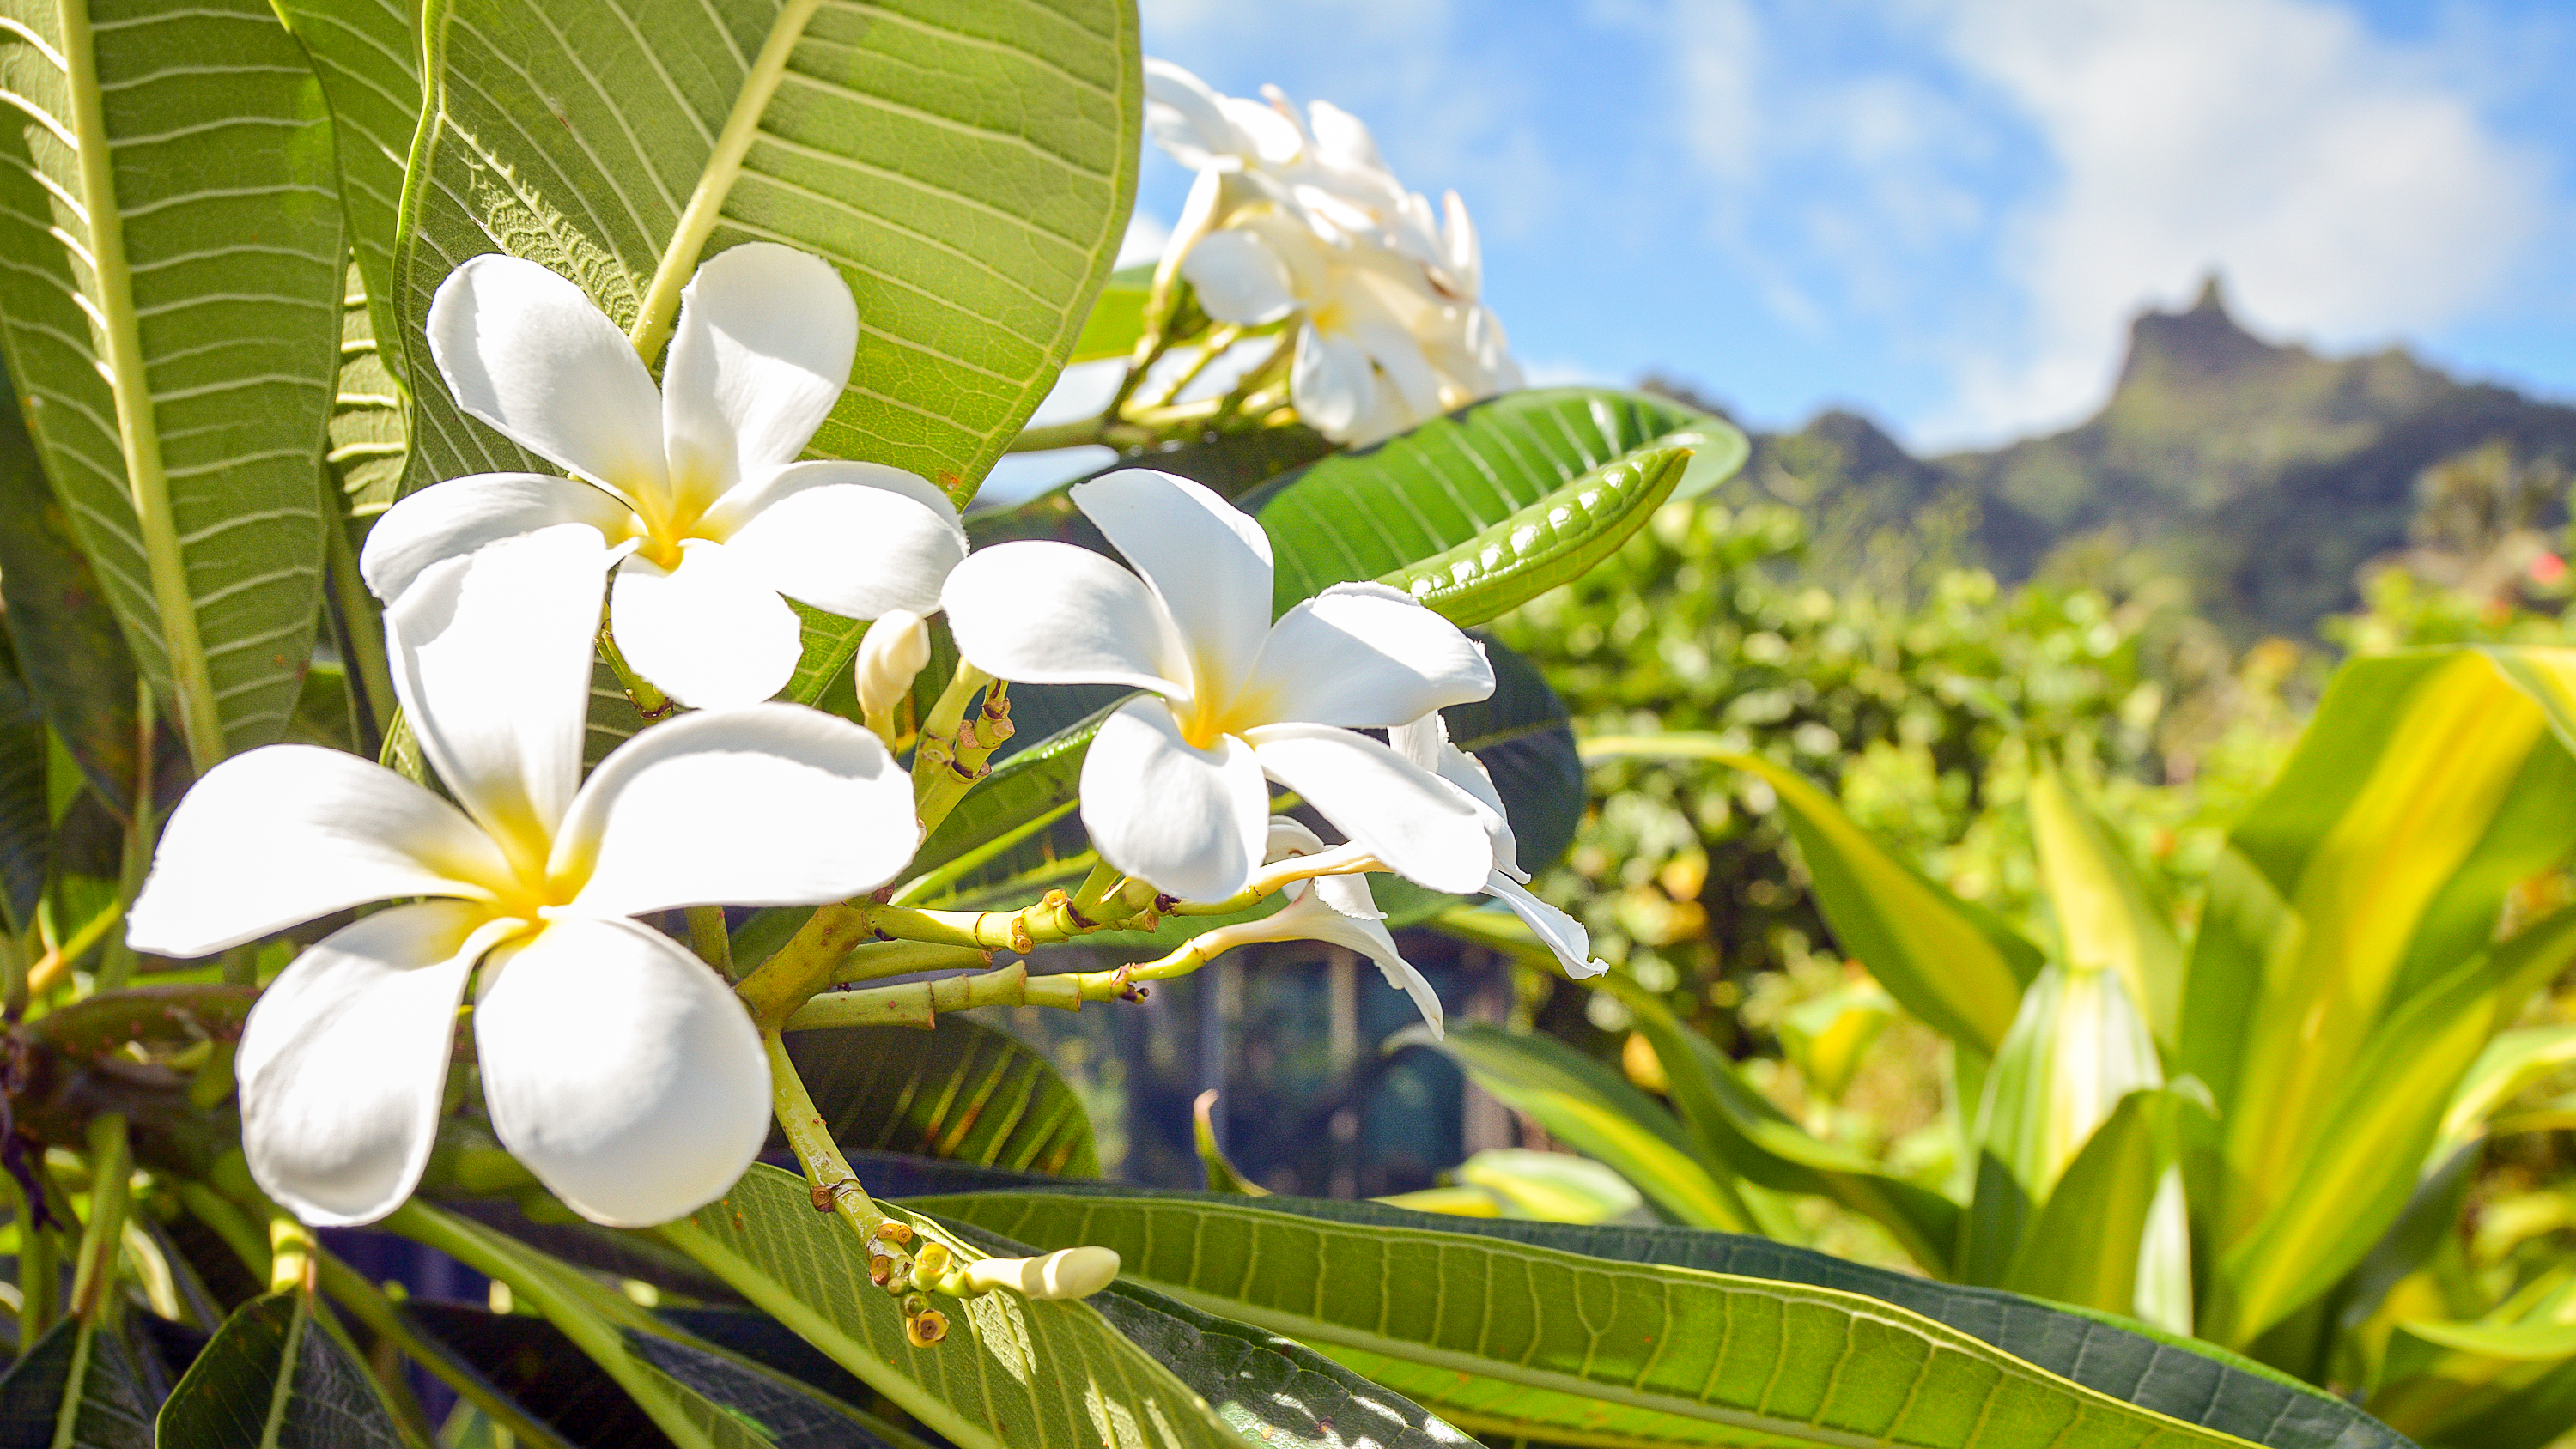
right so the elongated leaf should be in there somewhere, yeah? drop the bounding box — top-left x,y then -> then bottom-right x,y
326,263 -> 408,516
1402,1022 -> 1765,1233
155,1289 -> 408,1448
773,1016 -> 1097,1176
2372,1307 -> 2576,1449
2030,767 -> 2184,1057
2436,1025 -> 2576,1162
656,1164 -> 1254,1449
1583,736 -> 2039,1054
1439,634 -> 1583,872
0,643 -> 47,935
0,0 -> 342,769
1246,388 -> 1745,615
0,362 -> 139,813
1594,979 -> 1961,1276
2188,649 -> 2576,1238
1376,444 -> 1690,626
0,1318 -> 153,1448
389,0 -> 1140,506
854,1154 -> 2410,1449
2001,1088 -> 2182,1320
926,1190 -> 2336,1449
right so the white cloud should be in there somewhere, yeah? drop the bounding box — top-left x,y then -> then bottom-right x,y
1931,0 -> 2550,440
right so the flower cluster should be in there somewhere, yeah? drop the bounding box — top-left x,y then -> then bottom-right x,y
1145,61 -> 1522,445
126,237 -> 1585,1232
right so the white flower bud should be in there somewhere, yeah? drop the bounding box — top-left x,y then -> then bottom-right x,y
855,609 -> 933,719
960,1246 -> 1121,1300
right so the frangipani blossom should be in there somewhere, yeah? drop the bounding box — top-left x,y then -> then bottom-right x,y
1393,712 -> 1606,979
126,528 -> 919,1228
1198,818 -> 1443,1034
362,243 -> 967,709
941,469 -> 1494,903
1147,59 -> 1522,445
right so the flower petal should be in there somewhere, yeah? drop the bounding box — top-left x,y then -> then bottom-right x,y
1071,470 -> 1274,698
942,541 -> 1188,694
557,702 -> 915,913
1393,712 -> 1519,875
127,746 -> 511,957
1245,723 -> 1492,894
608,543 -> 801,709
1241,583 -> 1493,727
1081,698 -> 1268,901
476,916 -> 769,1227
425,255 -> 666,500
711,463 -> 965,620
659,242 -> 856,513
1181,229 -> 1299,326
1264,893 -> 1441,1036
1144,58 -> 1249,171
359,472 -> 635,603
1487,875 -> 1604,978
1292,324 -> 1375,440
238,902 -> 504,1226
388,526 -> 611,867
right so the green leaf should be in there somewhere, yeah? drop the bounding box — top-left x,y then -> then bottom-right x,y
861,1154 -> 2410,1449
0,643 -> 49,936
1190,1091 -> 1267,1195
923,1190 -> 2333,1449
965,425 -> 1339,550
2001,1087 -> 2193,1324
773,1016 -> 1097,1177
1065,262 -> 1150,364
1248,388 -> 1746,621
902,697 -> 1119,902
155,1289 -> 410,1449
1402,1021 -> 1765,1233
654,1164 -> 1255,1449
1594,979 -> 1962,1276
325,263 -> 409,517
389,0 -> 1142,507
2372,1305 -> 2576,1449
1582,736 -> 2039,1054
0,362 -> 140,814
0,0 -> 343,770
1440,634 -> 1583,871
2029,767 -> 2185,1058
0,1317 -> 154,1448
2436,1024 -> 2576,1163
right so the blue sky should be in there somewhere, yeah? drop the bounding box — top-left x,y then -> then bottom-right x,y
1111,0 -> 2576,456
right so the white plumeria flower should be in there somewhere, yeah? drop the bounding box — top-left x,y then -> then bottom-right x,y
941,469 -> 1495,903
1193,818 -> 1443,1034
361,243 -> 968,709
126,528 -> 920,1229
1392,711 -> 1606,979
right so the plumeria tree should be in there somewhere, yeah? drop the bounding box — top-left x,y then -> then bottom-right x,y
0,2 -> 2438,1447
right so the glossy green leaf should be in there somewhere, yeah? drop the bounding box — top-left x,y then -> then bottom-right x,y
0,642 -> 48,936
155,1289 -> 409,1449
325,264 -> 409,516
966,426 -> 1338,550
655,1164 -> 1253,1449
1066,262 -> 1150,364
2030,767 -> 2185,1057
0,0 -> 342,770
925,1190 -> 2320,1449
1402,1021 -> 1764,1232
1190,1091 -> 1267,1195
1594,979 -> 1962,1276
858,1151 -> 2410,1449
1247,388 -> 1744,615
2002,1087 -> 2192,1325
2372,1300 -> 2576,1449
773,1016 -> 1097,1177
1582,735 -> 2039,1054
1376,443 -> 1690,626
0,1318 -> 153,1448
388,0 -> 1141,508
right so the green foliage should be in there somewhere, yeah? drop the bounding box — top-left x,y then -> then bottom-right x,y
773,1019 -> 1098,1178
156,1290 -> 409,1448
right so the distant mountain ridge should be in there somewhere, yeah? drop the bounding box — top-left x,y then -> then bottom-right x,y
1676,279 -> 2576,638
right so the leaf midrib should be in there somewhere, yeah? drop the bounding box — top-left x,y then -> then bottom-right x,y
54,0 -> 221,770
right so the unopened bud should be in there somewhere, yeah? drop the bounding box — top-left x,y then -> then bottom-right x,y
856,610 -> 933,718
906,1308 -> 949,1346
960,1246 -> 1121,1301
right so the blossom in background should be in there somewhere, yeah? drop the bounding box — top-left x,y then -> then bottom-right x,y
1144,59 -> 1522,445
127,529 -> 919,1228
1195,818 -> 1444,1034
1394,711 -> 1606,979
362,243 -> 966,708
942,469 -> 1495,902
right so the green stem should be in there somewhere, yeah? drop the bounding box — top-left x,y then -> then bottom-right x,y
317,1251 -> 568,1449
598,617 -> 671,720
914,675 -> 1009,838
1006,417 -> 1152,452
784,944 -> 1209,1032
175,1180 -> 270,1283
94,687 -> 155,990
1066,859 -> 1122,921
890,805 -> 1081,906
322,509 -> 395,756
762,1030 -> 911,1285
1142,325 -> 1239,409
268,1209 -> 313,1293
68,1115 -> 131,1323
685,906 -> 735,978
12,1169 -> 58,1339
